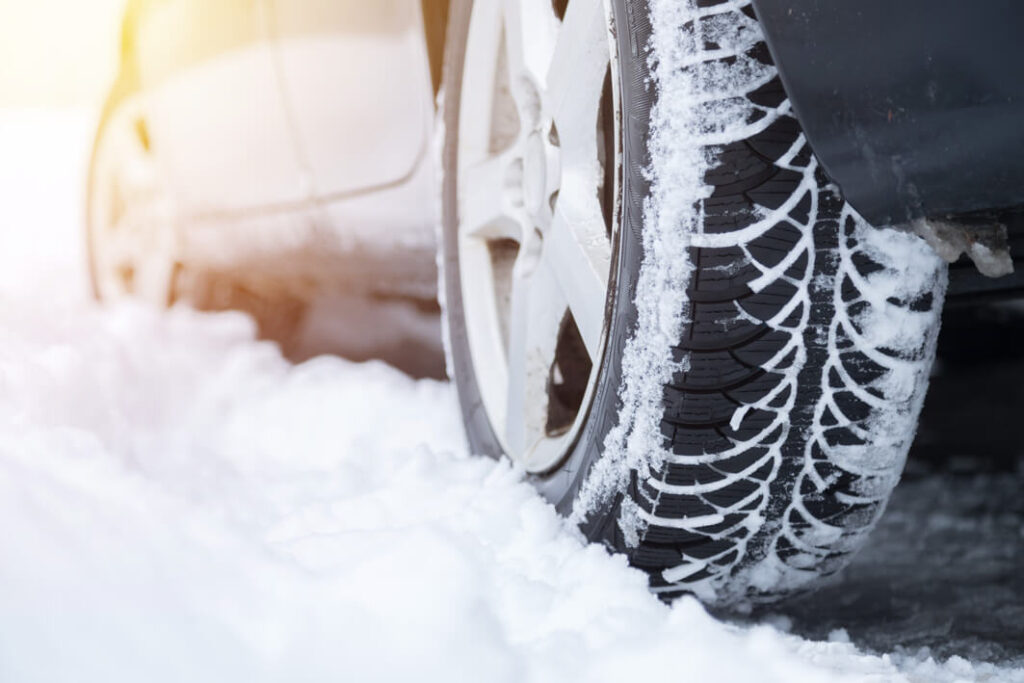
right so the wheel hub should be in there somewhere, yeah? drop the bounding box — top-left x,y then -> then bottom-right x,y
522,128 -> 559,224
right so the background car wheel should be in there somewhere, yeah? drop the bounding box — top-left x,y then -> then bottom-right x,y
87,103 -> 178,306
441,0 -> 948,604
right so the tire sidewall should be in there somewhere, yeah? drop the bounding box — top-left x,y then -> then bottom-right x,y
441,0 -> 654,542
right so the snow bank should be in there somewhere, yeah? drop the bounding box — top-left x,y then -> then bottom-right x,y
5,301 -> 1021,683
1,110 -> 1021,682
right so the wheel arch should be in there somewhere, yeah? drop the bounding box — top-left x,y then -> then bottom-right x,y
751,0 -> 1024,227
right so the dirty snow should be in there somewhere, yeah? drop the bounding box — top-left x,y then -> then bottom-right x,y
1,110 -> 1023,682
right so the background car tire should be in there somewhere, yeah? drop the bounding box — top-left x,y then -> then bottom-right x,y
442,0 -> 947,604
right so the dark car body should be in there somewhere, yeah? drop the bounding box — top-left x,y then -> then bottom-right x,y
752,0 -> 1024,297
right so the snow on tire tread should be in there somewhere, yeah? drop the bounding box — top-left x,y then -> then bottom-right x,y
574,0 -> 946,605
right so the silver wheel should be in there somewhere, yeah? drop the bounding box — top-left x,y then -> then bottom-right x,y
456,0 -> 620,473
88,102 -> 178,305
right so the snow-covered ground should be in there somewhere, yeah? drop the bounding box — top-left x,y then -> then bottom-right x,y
1,110 -> 1022,682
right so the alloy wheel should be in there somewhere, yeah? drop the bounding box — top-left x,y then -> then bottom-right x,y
88,104 -> 178,305
455,0 -> 620,472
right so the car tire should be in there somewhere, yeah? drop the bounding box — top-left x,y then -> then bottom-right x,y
441,0 -> 947,604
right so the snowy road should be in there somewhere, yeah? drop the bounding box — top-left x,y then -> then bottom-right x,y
1,111 -> 1022,682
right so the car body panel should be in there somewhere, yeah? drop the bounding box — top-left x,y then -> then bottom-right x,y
133,0 -> 266,89
132,0 -> 309,212
752,0 -> 1024,226
93,0 -> 438,299
270,1 -> 433,200
139,43 -> 311,213
177,142 -> 438,301
111,0 -> 433,217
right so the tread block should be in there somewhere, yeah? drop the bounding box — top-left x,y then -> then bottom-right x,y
746,169 -> 805,211
641,491 -> 719,520
746,116 -> 802,161
747,77 -> 786,109
710,445 -> 772,474
666,425 -> 735,457
746,221 -> 805,269
702,477 -> 762,508
671,354 -> 762,391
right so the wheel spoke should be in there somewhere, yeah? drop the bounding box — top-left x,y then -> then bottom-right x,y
460,0 -> 505,163
541,0 -> 612,362
501,0 -> 560,103
132,198 -> 177,304
505,258 -> 567,455
545,0 -> 610,129
545,206 -> 610,358
459,151 -> 526,241
91,106 -> 178,304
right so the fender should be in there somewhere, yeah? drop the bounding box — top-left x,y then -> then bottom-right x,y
751,0 -> 1024,227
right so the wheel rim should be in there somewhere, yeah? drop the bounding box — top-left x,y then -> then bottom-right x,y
89,103 -> 177,305
456,0 -> 619,473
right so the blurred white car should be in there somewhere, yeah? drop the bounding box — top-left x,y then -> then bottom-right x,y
87,0 -> 444,351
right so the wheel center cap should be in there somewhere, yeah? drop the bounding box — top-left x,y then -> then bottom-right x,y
522,132 -> 549,218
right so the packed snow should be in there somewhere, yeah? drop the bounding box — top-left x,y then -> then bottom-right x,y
1,111 -> 1022,682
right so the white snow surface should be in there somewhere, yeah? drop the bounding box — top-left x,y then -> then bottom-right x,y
2,110 -> 1023,682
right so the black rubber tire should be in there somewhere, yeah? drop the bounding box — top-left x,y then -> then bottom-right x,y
441,0 -> 947,604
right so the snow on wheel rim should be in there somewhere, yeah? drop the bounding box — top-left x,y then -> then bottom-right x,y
89,101 -> 177,305
456,0 -> 619,473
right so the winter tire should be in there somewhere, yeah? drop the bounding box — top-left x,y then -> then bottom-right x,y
442,0 -> 947,604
